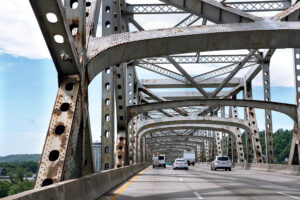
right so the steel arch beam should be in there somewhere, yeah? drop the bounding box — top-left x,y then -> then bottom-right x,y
138,124 -> 240,141
148,141 -> 204,146
87,21 -> 300,82
128,99 -> 296,121
136,123 -> 240,163
146,135 -> 214,142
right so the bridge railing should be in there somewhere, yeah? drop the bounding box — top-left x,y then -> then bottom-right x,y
3,163 -> 149,200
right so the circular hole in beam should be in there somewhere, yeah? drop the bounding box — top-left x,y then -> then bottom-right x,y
65,82 -> 74,91
70,0 -> 78,9
54,35 -> 64,43
42,178 -> 53,187
46,13 -> 58,23
55,125 -> 65,135
60,103 -> 70,112
49,150 -> 59,161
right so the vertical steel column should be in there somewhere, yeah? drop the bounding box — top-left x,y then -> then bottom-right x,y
101,0 -> 117,170
215,132 -> 222,156
35,76 -> 82,188
222,133 -> 227,156
227,107 -> 233,161
114,1 -> 132,168
227,134 -> 233,160
204,131 -> 210,161
244,82 -> 263,163
230,106 -> 245,163
220,107 -> 227,156
262,62 -> 275,163
289,49 -> 300,165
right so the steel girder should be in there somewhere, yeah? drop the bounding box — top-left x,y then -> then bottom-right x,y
28,0 -> 300,191
127,1 -> 290,14
128,99 -> 296,121
145,135 -> 214,142
30,0 -> 96,188
140,78 -> 242,88
87,21 -> 300,82
135,121 -> 245,163
138,54 -> 258,64
159,0 -> 261,23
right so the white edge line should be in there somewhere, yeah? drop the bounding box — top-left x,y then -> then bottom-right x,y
193,191 -> 203,200
277,192 -> 300,200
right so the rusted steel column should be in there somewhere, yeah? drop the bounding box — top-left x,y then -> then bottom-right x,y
227,134 -> 233,160
101,0 -> 117,170
230,106 -> 245,163
35,76 -> 82,188
262,62 -> 275,163
289,49 -> 300,165
215,132 -> 222,156
222,133 -> 227,156
244,82 -> 263,163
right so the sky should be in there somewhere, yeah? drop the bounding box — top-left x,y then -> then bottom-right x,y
0,0 -> 297,156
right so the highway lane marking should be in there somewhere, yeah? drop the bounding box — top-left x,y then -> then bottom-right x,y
193,192 -> 203,199
277,192 -> 300,199
179,178 -> 183,181
110,166 -> 149,200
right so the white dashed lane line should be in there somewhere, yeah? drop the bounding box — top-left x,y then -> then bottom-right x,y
277,192 -> 300,199
193,191 -> 203,199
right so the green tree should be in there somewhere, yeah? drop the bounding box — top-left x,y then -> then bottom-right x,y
0,181 -> 12,198
7,180 -> 34,196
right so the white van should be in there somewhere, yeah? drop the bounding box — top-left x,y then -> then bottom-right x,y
152,154 -> 166,168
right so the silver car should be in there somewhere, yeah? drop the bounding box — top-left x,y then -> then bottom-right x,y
211,156 -> 232,171
173,158 -> 188,170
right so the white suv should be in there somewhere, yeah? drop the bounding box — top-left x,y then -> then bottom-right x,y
211,156 -> 232,171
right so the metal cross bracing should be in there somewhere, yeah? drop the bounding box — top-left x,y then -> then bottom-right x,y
28,0 -> 300,189
126,1 -> 291,14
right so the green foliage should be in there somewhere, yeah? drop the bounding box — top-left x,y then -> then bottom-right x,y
0,154 -> 40,163
0,161 -> 38,197
7,180 -> 34,196
0,181 -> 12,198
241,129 -> 293,163
0,161 -> 38,176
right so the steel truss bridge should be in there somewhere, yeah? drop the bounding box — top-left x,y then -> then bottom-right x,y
6,0 -> 300,199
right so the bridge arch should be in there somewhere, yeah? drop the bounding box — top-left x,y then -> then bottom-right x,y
86,21 -> 300,82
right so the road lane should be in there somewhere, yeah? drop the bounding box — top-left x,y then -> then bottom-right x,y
100,164 -> 300,200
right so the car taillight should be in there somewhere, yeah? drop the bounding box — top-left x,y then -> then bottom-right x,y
174,162 -> 178,164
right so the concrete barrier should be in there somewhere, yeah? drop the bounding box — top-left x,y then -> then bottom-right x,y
196,162 -> 300,175
3,163 -> 150,200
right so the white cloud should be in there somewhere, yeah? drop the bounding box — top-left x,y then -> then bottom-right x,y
252,49 -> 294,87
0,0 -> 296,87
0,1 -> 50,59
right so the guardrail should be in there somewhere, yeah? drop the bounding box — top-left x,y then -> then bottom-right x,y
3,163 -> 150,200
196,162 -> 300,175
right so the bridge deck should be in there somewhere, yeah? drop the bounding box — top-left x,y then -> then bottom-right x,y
101,165 -> 300,200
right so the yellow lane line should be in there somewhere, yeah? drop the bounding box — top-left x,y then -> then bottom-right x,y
110,166 -> 150,200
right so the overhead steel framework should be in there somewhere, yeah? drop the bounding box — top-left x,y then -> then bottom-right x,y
28,0 -> 300,188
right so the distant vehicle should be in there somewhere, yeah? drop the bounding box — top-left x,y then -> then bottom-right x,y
173,158 -> 188,170
153,154 -> 166,168
211,156 -> 232,171
183,150 -> 195,166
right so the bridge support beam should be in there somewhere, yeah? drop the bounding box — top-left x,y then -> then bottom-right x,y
289,48 -> 300,165
262,62 -> 275,163
244,82 -> 263,163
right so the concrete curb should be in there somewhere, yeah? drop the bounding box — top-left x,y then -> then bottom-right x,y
3,163 -> 150,200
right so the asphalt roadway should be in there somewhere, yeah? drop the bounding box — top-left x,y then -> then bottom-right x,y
100,164 -> 300,200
